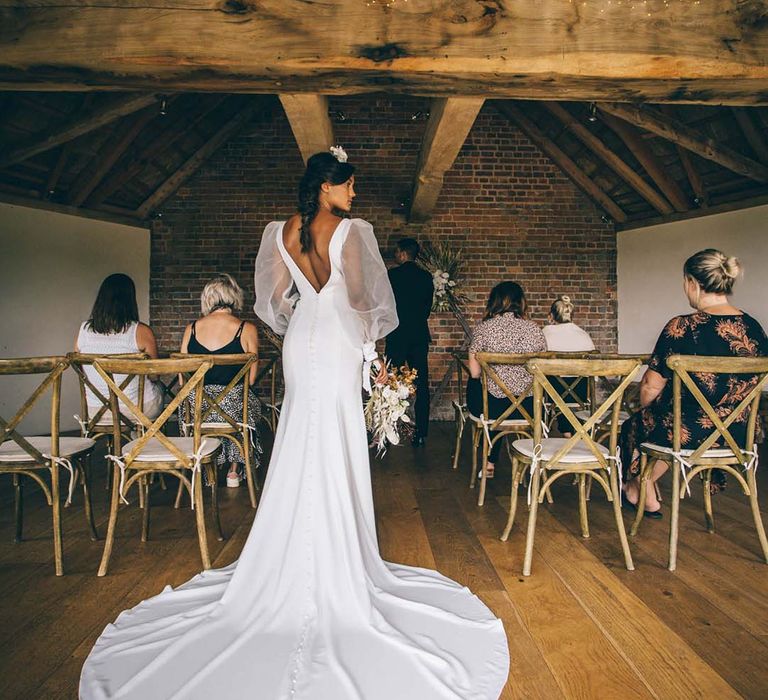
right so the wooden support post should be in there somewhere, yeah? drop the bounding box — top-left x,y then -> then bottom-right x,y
409,97 -> 484,222
279,94 -> 334,164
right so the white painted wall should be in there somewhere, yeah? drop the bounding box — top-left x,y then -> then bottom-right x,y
618,204 -> 768,354
0,202 -> 150,434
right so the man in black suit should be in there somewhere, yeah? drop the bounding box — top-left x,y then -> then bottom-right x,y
386,238 -> 434,446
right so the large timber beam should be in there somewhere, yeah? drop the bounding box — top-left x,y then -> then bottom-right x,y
409,97 -> 484,223
731,108 -> 768,165
279,95 -> 334,164
0,93 -> 158,168
2,2 -> 768,104
543,101 -> 672,215
135,101 -> 256,219
496,102 -> 626,223
597,103 -> 768,182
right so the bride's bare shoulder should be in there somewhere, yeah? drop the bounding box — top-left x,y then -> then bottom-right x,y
281,215 -> 302,247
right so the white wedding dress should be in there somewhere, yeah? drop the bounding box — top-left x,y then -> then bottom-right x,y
80,218 -> 509,700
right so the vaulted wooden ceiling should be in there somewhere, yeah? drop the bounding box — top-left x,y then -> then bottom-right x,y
2,1 -> 768,228
1,91 -> 767,229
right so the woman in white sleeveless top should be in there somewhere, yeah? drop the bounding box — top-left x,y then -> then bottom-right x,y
75,273 -> 163,419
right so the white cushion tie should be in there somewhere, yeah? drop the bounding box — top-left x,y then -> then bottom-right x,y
42,453 -> 76,506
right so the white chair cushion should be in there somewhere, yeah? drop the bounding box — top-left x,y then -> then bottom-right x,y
121,437 -> 220,462
468,412 -> 528,427
641,443 -> 734,459
573,409 -> 630,423
0,436 -> 96,462
512,437 -> 610,463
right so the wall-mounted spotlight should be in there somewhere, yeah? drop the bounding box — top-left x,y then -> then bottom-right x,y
587,102 -> 598,123
329,110 -> 347,122
411,110 -> 430,121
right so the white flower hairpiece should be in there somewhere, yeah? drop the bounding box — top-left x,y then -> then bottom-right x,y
329,145 -> 348,163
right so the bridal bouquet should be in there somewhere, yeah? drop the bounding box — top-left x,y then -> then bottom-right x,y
419,241 -> 468,313
364,362 -> 418,456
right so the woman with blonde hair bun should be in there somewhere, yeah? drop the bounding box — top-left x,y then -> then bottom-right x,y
620,248 -> 768,518
543,294 -> 596,352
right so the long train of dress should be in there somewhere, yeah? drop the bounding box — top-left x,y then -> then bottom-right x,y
80,218 -> 509,699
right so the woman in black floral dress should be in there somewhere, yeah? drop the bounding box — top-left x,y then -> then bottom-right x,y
621,249 -> 768,516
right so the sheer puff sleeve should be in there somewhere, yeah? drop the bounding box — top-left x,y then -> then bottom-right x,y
253,221 -> 299,336
340,219 -> 399,346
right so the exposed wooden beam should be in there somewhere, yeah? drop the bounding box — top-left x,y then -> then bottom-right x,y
731,108 -> 768,165
43,145 -> 70,198
279,94 -> 334,164
68,106 -> 157,207
2,3 -> 768,104
543,102 -> 672,216
409,97 -> 484,223
658,105 -> 710,208
0,190 -> 145,228
135,103 -> 256,219
496,102 -> 626,223
597,103 -> 768,183
599,111 -> 689,213
85,95 -> 226,208
0,93 -> 158,169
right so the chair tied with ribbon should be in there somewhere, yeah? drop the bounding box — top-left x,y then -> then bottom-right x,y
527,443 -> 544,506
42,453 -> 76,506
237,422 -> 258,450
605,448 -> 623,496
105,454 -> 130,505
73,414 -> 90,438
188,439 -> 210,510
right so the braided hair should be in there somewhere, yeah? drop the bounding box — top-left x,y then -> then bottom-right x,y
297,152 -> 355,253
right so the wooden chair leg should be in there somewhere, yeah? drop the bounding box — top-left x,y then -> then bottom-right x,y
610,464 -> 634,571
51,464 -> 64,576
174,476 -> 186,509
585,474 -> 593,502
469,426 -> 481,489
243,437 -> 258,509
158,474 -> 168,491
209,465 -> 225,542
702,470 -> 715,534
501,457 -> 521,541
13,473 -> 23,543
477,433 -> 491,507
82,454 -> 99,541
668,460 -> 681,572
452,412 -> 464,470
141,475 -> 151,543
747,470 -> 768,564
138,474 -> 146,510
523,465 -> 542,576
194,469 -> 211,570
98,464 -> 122,577
578,473 -> 590,539
630,453 -> 649,537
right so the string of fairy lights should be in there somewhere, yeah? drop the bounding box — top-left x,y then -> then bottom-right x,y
365,0 -> 703,12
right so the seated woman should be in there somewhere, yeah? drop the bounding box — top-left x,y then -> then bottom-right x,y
621,249 -> 768,518
543,295 -> 596,436
467,281 -> 546,478
75,273 -> 163,420
543,295 -> 596,352
179,274 -> 262,488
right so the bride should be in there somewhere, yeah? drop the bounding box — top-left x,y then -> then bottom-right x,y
80,148 -> 509,699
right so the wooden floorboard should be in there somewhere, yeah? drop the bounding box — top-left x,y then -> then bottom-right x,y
0,422 -> 766,698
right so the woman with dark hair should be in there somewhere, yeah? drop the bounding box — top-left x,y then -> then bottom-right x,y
620,248 -> 768,518
82,148 -> 509,700
467,281 -> 546,478
74,273 -> 163,418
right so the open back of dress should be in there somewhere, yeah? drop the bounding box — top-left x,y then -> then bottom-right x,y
80,217 -> 509,700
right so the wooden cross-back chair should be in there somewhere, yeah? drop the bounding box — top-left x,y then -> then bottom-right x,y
472,353 -> 542,507
450,352 -> 472,472
172,352 -> 259,509
0,357 -> 97,575
256,354 -> 281,434
503,356 -> 643,576
633,354 -> 768,572
93,356 -> 221,576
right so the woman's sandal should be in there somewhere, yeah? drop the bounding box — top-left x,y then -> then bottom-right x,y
226,471 -> 241,488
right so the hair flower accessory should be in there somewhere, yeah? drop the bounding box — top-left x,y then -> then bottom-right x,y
329,145 -> 348,163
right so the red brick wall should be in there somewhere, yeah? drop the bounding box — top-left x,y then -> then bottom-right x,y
151,95 -> 616,418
